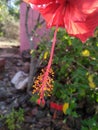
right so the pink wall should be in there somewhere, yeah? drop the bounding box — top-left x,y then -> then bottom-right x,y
20,2 -> 50,52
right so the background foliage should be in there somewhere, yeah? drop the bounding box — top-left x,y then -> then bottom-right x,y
0,0 -> 19,39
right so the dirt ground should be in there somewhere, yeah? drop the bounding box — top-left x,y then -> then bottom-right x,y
0,37 -> 20,47
0,37 -> 20,58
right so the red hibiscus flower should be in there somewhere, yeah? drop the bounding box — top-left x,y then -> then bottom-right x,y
23,0 -> 98,104
27,0 -> 98,42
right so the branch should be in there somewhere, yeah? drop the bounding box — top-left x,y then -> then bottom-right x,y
25,5 -> 30,38
24,5 -> 45,94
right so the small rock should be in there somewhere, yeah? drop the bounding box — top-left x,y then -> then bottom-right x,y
31,107 -> 38,116
11,71 -> 29,90
16,62 -> 23,67
0,87 -> 9,101
36,110 -> 46,119
25,116 -> 36,123
0,102 -> 8,115
9,99 -> 19,109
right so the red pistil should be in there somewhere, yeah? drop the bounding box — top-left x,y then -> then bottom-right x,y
39,27 -> 58,104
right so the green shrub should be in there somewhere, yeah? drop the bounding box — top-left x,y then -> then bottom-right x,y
0,108 -> 24,130
52,29 -> 98,116
37,28 -> 98,119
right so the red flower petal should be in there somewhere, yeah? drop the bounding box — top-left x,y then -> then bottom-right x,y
28,0 -> 98,42
76,0 -> 98,14
50,102 -> 63,111
29,0 -> 55,5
